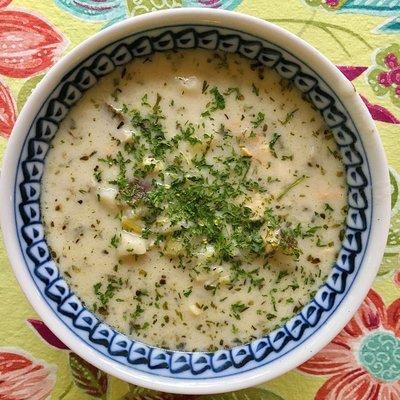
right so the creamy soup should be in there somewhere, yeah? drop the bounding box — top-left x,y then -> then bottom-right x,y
41,50 -> 347,351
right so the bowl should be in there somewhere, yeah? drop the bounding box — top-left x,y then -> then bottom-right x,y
0,8 -> 391,394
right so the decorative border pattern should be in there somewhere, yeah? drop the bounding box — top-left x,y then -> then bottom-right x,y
14,25 -> 372,379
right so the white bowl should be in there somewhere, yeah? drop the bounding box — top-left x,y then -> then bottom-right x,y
0,8 -> 391,394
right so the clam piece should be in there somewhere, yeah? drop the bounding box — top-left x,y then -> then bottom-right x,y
175,76 -> 200,91
105,102 -> 126,121
162,238 -> 184,257
219,274 -> 231,284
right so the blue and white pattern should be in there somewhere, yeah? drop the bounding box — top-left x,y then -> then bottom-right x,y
14,25 -> 372,379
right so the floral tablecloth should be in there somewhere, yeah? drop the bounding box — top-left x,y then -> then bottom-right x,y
0,0 -> 399,399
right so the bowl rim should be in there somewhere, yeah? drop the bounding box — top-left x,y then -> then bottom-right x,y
0,7 -> 391,394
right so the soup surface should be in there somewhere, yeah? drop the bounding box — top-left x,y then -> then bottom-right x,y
41,50 -> 347,351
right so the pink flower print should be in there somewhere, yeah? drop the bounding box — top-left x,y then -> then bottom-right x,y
368,44 -> 400,107
0,349 -> 56,400
378,71 -> 392,87
326,0 -> 340,7
0,79 -> 16,137
385,53 -> 399,70
304,0 -> 346,11
299,289 -> 400,400
0,10 -> 68,78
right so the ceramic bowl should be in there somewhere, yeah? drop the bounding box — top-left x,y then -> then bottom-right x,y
0,8 -> 391,394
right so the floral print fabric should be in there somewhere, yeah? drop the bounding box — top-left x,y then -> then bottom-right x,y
0,0 -> 398,399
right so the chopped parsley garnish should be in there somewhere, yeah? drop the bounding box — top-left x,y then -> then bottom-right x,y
251,112 -> 265,128
231,301 -> 249,319
210,86 -> 225,109
251,83 -> 259,96
303,226 -> 321,238
105,97 -> 304,274
202,80 -> 209,94
110,234 -> 120,248
130,304 -> 145,320
277,175 -> 308,201
141,93 -> 151,107
279,108 -> 299,125
269,132 -> 281,157
93,276 -> 123,306
93,167 -> 102,182
202,86 -> 225,117
224,87 -> 244,100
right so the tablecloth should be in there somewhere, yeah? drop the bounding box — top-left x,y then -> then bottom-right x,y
0,0 -> 399,399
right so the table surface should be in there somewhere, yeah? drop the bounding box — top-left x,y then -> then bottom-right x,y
0,1 -> 399,399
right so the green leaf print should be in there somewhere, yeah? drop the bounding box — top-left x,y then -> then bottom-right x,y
386,167 -> 400,255
127,0 -> 182,16
122,385 -> 191,399
69,352 -> 108,399
267,19 -> 372,57
17,74 -> 44,112
121,385 -> 285,400
379,166 -> 400,277
205,388 -> 285,400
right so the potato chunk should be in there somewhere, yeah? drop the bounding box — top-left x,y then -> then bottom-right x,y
240,146 -> 253,157
97,187 -> 118,209
118,129 -> 135,143
118,231 -> 147,257
189,303 -> 203,316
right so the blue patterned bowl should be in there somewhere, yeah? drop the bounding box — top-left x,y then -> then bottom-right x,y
0,8 -> 391,394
